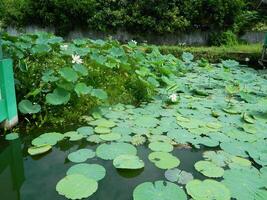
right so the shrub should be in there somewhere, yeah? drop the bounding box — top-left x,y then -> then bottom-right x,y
208,31 -> 239,46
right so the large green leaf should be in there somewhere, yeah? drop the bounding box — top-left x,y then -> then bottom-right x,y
68,149 -> 95,163
32,132 -> 64,146
186,179 -> 231,200
148,152 -> 180,169
56,174 -> 98,200
194,160 -> 224,178
113,155 -> 144,169
59,67 -> 79,82
96,142 -> 137,160
18,100 -> 41,114
67,163 -> 106,181
46,88 -> 71,105
133,181 -> 187,200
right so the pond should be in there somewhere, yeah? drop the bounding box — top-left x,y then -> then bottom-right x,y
1,61 -> 267,200
0,135 -> 206,200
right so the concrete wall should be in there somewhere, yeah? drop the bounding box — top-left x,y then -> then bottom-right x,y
5,25 -> 266,45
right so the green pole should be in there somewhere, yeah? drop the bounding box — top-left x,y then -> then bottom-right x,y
0,32 -> 2,59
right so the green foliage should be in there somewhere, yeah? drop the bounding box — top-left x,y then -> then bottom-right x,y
2,32 -> 189,126
0,0 -> 246,35
208,31 -> 239,46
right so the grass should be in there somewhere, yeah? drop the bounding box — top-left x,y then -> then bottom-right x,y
147,43 -> 262,65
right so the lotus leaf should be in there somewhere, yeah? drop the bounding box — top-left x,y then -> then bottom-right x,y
148,141 -> 173,152
94,126 -> 111,134
56,174 -> 98,200
77,126 -> 94,136
194,160 -> 224,178
67,163 -> 106,181
32,132 -> 64,146
64,131 -> 84,141
46,88 -> 71,105
96,142 -> 137,160
68,149 -> 95,163
113,155 -> 144,169
149,152 -> 180,169
74,83 -> 92,96
59,67 -> 78,82
164,168 -> 193,185
28,145 -> 52,156
99,133 -> 121,141
5,133 -> 19,141
133,181 -> 187,200
186,179 -> 231,200
222,167 -> 265,200
18,100 -> 41,114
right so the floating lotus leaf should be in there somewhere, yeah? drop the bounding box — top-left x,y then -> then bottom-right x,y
99,133 -> 121,141
222,167 -> 265,200
89,118 -> 116,128
148,141 -> 173,152
32,132 -> 64,146
86,134 -> 103,144
77,126 -> 94,136
18,100 -> 41,114
149,135 -> 172,143
28,145 -> 52,156
96,142 -> 137,160
113,155 -> 144,169
68,149 -> 95,163
220,141 -> 248,157
5,133 -> 19,141
67,163 -> 106,181
186,179 -> 231,200
59,67 -> 78,82
64,131 -> 84,141
56,174 -> 98,200
255,189 -> 267,200
46,88 -> 71,105
164,168 -> 193,185
149,152 -> 180,169
194,160 -> 224,178
134,115 -> 159,128
242,123 -> 257,134
94,126 -> 111,134
133,181 -> 187,200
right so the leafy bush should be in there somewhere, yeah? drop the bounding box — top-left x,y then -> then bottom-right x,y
1,32 -> 187,125
0,0 -> 246,35
208,31 -> 238,46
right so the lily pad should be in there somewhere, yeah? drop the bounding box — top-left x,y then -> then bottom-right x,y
194,160 -> 224,178
94,126 -> 111,134
133,181 -> 187,200
164,168 -> 193,185
46,88 -> 70,105
99,133 -> 121,141
96,142 -> 137,160
148,142 -> 173,152
148,152 -> 180,169
68,149 -> 95,163
186,179 -> 231,200
77,126 -> 94,136
56,174 -> 98,200
32,132 -> 64,146
67,163 -> 106,181
64,131 -> 84,141
28,145 -> 52,156
5,133 -> 19,141
18,100 -> 41,114
59,67 -> 78,82
113,155 -> 144,169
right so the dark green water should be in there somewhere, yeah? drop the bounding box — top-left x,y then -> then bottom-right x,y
0,135 -> 206,200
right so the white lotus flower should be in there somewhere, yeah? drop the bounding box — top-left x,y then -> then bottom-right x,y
245,57 -> 250,62
72,54 -> 83,64
61,44 -> 68,50
169,93 -> 178,102
131,40 -> 137,45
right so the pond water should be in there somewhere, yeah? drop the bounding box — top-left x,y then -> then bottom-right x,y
0,134 -> 206,200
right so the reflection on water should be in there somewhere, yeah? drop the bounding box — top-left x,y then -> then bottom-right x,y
0,137 -> 205,200
0,139 -> 24,200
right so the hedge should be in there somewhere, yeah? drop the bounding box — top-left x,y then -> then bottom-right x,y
0,0 -> 251,36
